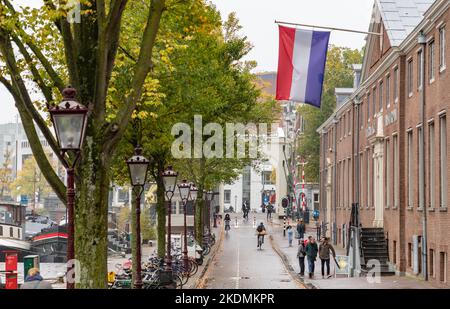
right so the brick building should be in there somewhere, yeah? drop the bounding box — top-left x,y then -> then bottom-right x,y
318,0 -> 449,286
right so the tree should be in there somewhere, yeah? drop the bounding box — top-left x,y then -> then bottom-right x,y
0,146 -> 12,198
297,46 -> 363,182
10,156 -> 53,204
0,0 -> 166,288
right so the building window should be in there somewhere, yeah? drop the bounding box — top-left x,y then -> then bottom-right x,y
429,121 -> 436,208
372,87 -> 376,117
360,153 -> 364,206
393,134 -> 399,208
418,49 -> 423,90
10,227 -> 13,237
418,126 -> 424,209
393,240 -> 397,264
440,251 -> 447,282
439,26 -> 446,71
440,114 -> 447,208
0,226 -> 3,236
262,171 -> 274,185
394,66 -> 399,102
429,40 -> 435,82
386,74 -> 390,107
407,59 -> 413,96
348,111 -> 351,135
385,138 -> 390,208
367,93 -> 370,121
407,130 -> 413,208
171,201 -> 177,214
408,243 -> 412,267
379,81 -> 383,112
348,158 -> 351,208
430,249 -> 435,278
224,190 -> 231,204
178,201 -> 184,214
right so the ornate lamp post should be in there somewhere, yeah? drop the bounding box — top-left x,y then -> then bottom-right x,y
49,86 -> 88,289
126,146 -> 149,289
162,166 -> 178,273
205,191 -> 214,239
190,183 -> 198,239
177,179 -> 191,270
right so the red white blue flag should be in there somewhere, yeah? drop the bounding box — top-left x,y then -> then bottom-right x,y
276,25 -> 330,108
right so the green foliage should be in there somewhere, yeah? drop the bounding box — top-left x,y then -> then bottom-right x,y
297,46 -> 363,182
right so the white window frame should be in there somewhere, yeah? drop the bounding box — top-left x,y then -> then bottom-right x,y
439,25 -> 446,72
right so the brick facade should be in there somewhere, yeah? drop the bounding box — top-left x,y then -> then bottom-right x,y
318,0 -> 450,287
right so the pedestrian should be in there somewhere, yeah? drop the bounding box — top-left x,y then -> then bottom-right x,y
319,237 -> 336,279
305,237 -> 318,279
20,268 -> 52,289
287,225 -> 293,247
266,204 -> 272,220
296,218 -> 306,244
296,238 -> 306,276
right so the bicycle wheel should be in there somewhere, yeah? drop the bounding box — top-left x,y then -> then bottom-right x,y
188,259 -> 198,276
174,274 -> 183,289
202,244 -> 210,255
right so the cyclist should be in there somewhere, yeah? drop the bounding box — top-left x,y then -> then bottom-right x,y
256,222 -> 266,249
242,201 -> 249,221
224,213 -> 231,232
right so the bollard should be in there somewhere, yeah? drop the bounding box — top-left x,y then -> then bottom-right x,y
235,216 -> 238,228
253,216 -> 256,228
283,215 -> 286,237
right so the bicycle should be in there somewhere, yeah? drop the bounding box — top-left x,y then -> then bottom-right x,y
257,234 -> 264,250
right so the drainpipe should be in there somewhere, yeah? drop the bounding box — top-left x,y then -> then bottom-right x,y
418,31 -> 428,281
332,116 -> 338,245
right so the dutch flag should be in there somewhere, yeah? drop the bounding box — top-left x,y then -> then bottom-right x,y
276,25 -> 330,108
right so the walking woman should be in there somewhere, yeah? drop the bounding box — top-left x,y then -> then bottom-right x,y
319,237 -> 336,278
296,238 -> 306,276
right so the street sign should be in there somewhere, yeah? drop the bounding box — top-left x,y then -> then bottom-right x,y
263,195 -> 269,205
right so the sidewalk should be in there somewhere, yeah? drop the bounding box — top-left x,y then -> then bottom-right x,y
268,217 -> 436,289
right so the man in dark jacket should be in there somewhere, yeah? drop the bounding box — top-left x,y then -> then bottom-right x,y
319,237 -> 336,278
305,237 -> 318,278
296,218 -> 306,244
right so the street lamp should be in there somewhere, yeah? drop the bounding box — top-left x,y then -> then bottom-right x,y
190,183 -> 198,238
162,166 -> 178,274
49,86 -> 88,289
177,179 -> 191,271
205,191 -> 214,239
126,146 -> 149,289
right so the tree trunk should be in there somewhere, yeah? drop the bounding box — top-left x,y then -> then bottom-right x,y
156,173 -> 166,259
74,137 -> 110,289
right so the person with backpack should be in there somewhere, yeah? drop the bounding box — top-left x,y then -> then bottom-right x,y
319,237 -> 336,278
224,213 -> 231,232
256,222 -> 266,248
296,238 -> 306,276
305,237 -> 318,278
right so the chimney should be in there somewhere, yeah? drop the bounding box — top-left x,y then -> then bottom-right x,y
352,64 -> 362,88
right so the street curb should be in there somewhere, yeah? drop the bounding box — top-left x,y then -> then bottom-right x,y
269,234 -> 317,289
192,227 -> 224,289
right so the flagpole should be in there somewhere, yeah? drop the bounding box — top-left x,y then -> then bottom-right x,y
275,20 -> 382,36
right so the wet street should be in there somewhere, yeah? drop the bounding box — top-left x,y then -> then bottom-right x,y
203,213 -> 300,289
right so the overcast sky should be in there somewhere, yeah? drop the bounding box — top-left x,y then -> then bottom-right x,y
0,0 -> 374,124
